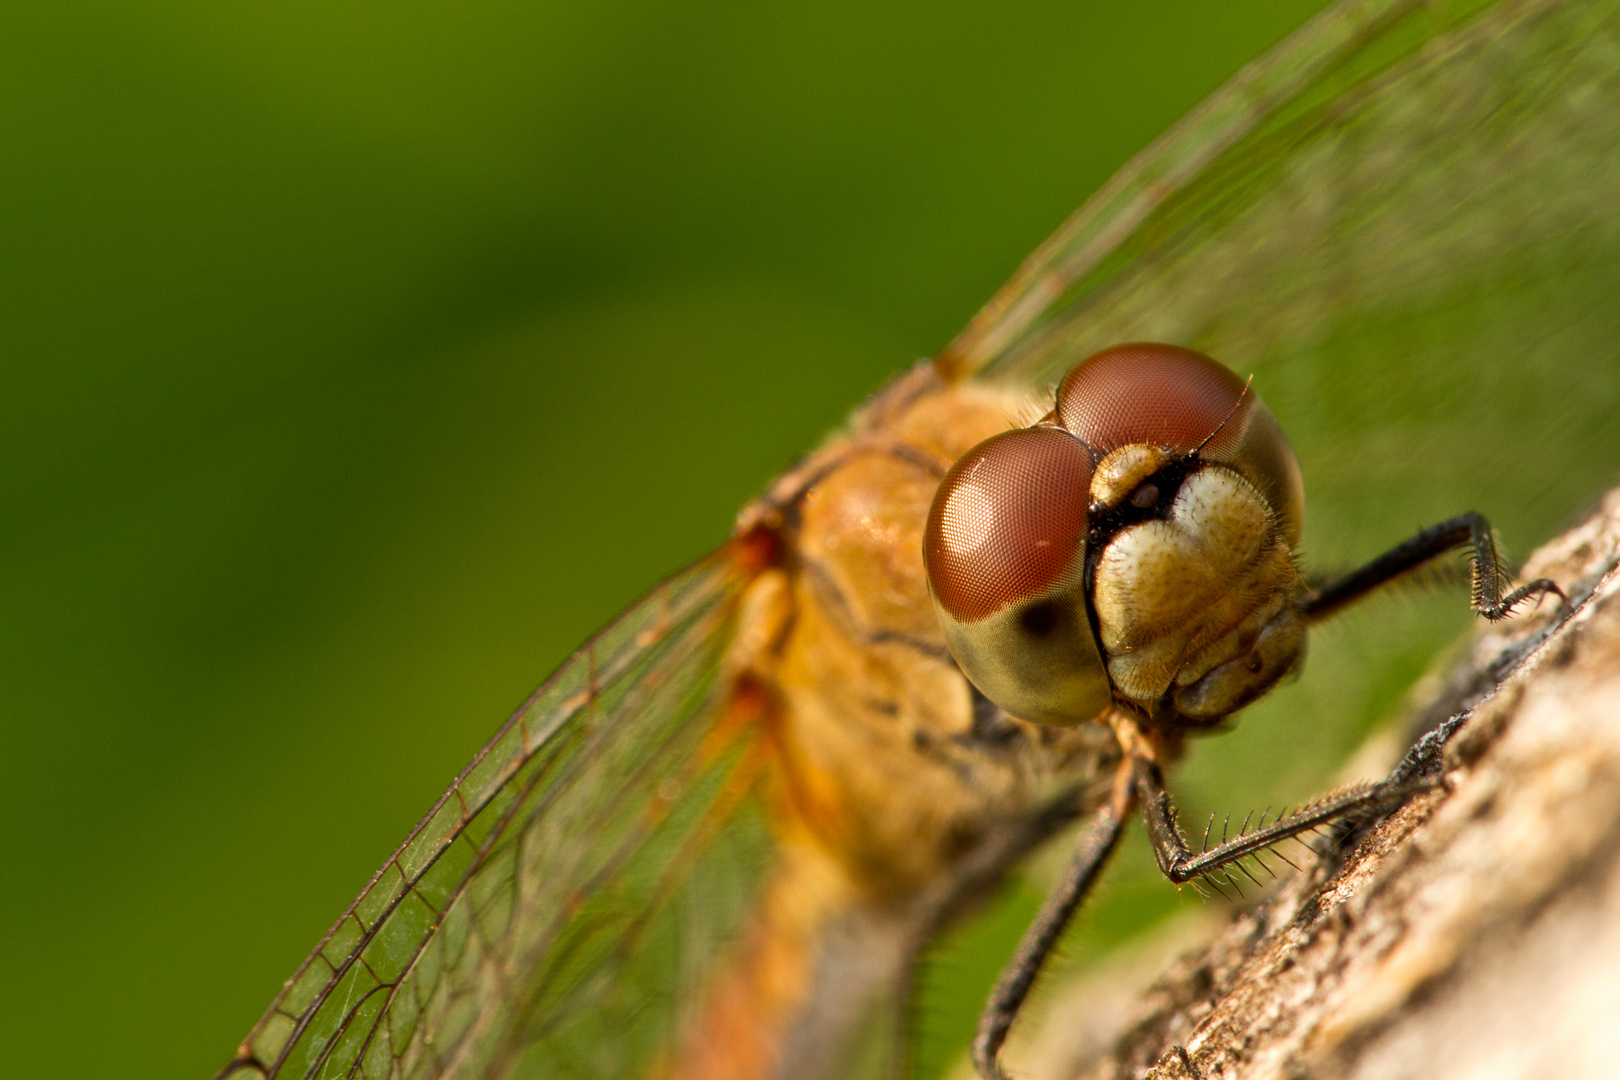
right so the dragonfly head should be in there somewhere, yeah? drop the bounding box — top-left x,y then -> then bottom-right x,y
924,343 -> 1306,728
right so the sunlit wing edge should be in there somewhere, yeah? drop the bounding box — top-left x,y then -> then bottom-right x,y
938,0 -> 1443,382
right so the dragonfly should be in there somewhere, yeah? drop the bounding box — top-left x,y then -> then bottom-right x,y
215,0 -> 1620,1077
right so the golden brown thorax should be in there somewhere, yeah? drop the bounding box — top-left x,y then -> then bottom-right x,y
666,367 -> 1121,1080
730,367 -> 1118,899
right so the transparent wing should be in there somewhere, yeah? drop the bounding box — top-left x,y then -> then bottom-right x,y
945,0 -> 1620,557
217,544 -> 771,1080
219,2 -> 1620,1077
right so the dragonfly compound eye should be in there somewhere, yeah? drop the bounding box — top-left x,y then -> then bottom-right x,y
1057,343 -> 1304,542
923,427 -> 1113,728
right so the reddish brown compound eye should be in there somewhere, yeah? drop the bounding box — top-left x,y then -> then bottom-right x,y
1055,343 -> 1249,456
924,427 -> 1094,624
1055,342 -> 1304,544
925,426 -> 1111,728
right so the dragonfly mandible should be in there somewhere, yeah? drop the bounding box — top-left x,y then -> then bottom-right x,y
215,0 -> 1620,1077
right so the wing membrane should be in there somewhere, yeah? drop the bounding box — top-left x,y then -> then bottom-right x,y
217,546 -> 768,1080
948,0 -> 1620,555
948,0 -> 1620,383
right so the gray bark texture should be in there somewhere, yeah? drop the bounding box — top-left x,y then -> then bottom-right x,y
1023,488 -> 1620,1080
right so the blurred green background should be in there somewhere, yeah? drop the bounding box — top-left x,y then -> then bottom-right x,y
30,0 -> 1584,1076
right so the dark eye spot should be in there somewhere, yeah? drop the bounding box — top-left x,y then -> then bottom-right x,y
1017,600 -> 1063,638
1130,483 -> 1160,508
1246,653 -> 1265,674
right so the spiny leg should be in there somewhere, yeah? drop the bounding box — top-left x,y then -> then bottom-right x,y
1132,757 -> 1430,885
1300,512 -> 1563,623
971,758 -> 1134,1080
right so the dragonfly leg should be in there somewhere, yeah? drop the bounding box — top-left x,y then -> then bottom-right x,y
1132,756 -> 1430,885
1299,512 -> 1563,623
971,757 -> 1135,1080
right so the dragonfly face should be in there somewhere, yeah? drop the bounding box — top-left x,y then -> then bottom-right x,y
924,343 -> 1306,730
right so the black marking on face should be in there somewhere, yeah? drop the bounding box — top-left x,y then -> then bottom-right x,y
1084,460 -> 1192,593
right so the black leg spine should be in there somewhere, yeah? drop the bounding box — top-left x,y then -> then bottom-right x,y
1133,757 -> 1430,884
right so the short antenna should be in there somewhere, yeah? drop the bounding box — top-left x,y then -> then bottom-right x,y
1190,374 -> 1254,458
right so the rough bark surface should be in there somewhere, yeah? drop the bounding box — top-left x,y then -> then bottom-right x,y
1032,489 -> 1620,1080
